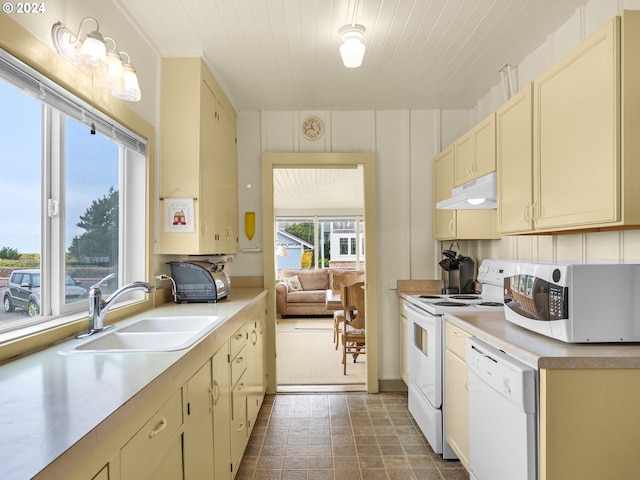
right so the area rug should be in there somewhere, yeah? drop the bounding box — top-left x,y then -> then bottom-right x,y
276,329 -> 366,385
294,317 -> 333,330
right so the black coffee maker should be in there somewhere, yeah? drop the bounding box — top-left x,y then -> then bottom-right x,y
439,243 -> 476,294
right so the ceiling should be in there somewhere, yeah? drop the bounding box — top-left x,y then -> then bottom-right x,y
273,167 -> 364,215
119,0 -> 589,112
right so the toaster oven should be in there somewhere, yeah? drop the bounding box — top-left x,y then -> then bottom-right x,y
168,261 -> 230,303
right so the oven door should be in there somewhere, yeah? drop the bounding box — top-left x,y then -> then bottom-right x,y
405,302 -> 442,408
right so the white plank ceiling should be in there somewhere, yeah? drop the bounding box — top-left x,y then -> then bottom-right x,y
118,0 -> 590,112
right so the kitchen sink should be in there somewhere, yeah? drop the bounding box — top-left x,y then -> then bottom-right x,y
62,315 -> 227,354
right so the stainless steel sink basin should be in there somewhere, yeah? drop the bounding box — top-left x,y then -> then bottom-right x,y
62,315 -> 227,354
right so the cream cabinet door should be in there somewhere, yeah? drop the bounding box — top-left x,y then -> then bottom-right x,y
454,114 -> 496,187
454,131 -> 474,186
212,343 -> 232,480
434,145 -> 456,240
474,113 -> 496,181
497,83 -> 534,234
183,360 -> 215,479
445,350 -> 470,472
533,18 -> 619,231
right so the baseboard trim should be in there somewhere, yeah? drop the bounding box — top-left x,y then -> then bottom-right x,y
277,384 -> 366,393
378,379 -> 408,392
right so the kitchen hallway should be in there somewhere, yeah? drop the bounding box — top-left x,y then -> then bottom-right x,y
236,392 -> 467,480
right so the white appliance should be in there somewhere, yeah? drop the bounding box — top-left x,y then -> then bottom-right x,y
404,259 -> 508,458
436,172 -> 497,210
466,337 -> 537,480
504,262 -> 640,343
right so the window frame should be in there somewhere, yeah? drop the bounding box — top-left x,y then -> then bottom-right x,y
0,41 -> 154,354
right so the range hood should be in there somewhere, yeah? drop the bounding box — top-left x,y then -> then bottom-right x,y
436,172 -> 497,210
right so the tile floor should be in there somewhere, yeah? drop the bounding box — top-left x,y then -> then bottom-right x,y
236,392 -> 468,480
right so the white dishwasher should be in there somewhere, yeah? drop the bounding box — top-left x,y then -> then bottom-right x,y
466,337 -> 537,480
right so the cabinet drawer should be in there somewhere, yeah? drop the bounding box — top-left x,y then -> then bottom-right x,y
232,370 -> 248,420
230,323 -> 247,359
121,390 -> 183,480
446,322 -> 471,359
231,343 -> 248,386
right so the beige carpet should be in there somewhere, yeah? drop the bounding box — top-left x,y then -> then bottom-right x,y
294,317 -> 333,330
277,320 -> 366,385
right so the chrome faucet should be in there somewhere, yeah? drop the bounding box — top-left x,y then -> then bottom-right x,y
77,281 -> 155,338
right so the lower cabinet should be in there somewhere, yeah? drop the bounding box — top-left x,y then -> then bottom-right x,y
445,322 -> 472,472
60,295 -> 267,480
121,389 -> 185,480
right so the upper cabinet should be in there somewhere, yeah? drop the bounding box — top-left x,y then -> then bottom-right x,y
454,113 -> 496,187
498,11 -> 640,234
434,144 -> 500,240
160,58 -> 239,255
497,84 -> 534,234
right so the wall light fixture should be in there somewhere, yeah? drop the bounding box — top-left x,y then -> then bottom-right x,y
51,18 -> 141,102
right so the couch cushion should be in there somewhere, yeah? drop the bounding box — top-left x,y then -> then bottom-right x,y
287,290 -> 326,303
281,269 -> 329,291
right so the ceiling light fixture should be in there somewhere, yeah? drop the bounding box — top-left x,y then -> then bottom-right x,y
51,18 -> 141,102
339,0 -> 366,68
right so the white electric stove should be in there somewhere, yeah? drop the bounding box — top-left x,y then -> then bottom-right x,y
404,259 -> 509,459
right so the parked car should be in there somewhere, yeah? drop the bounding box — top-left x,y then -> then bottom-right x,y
3,269 -> 88,317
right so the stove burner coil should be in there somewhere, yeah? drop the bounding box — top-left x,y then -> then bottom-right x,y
478,302 -> 503,307
419,295 -> 442,299
434,301 -> 469,307
450,295 -> 480,300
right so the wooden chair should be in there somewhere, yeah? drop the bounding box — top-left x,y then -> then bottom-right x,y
341,281 -> 366,375
332,271 -> 365,349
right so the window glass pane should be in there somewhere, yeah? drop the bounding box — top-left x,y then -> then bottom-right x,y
340,238 -> 349,255
0,79 -> 42,322
65,117 -> 120,304
350,238 -> 356,255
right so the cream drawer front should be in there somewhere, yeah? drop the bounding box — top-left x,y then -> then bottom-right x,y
121,390 -> 182,480
231,344 -> 248,386
232,371 -> 248,420
230,323 -> 247,359
446,322 -> 471,359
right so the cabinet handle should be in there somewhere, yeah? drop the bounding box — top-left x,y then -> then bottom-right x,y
235,333 -> 243,340
237,382 -> 245,391
448,219 -> 455,235
251,330 -> 258,345
149,418 -> 167,439
237,422 -> 245,432
464,374 -> 469,392
524,204 -> 530,222
208,386 -> 214,413
213,380 -> 221,406
235,356 -> 244,364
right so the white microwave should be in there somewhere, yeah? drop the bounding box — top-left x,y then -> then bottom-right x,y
503,262 -> 640,343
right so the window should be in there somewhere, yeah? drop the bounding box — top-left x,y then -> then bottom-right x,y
0,49 -> 147,333
275,216 -> 364,272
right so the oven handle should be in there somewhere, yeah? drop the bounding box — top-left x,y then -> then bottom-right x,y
404,303 -> 437,325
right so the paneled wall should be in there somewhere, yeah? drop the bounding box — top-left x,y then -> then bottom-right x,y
464,0 -> 640,266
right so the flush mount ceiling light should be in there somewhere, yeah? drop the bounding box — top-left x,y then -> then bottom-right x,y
51,18 -> 141,102
339,24 -> 366,68
339,0 -> 366,68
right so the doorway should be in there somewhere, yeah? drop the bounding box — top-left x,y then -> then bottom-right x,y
261,152 -> 378,394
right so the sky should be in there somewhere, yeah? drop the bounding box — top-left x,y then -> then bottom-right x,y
0,78 -> 118,255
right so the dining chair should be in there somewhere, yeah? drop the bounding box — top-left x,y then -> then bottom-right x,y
332,271 -> 365,349
341,281 -> 366,375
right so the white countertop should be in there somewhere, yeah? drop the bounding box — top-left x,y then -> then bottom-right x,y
0,288 -> 266,480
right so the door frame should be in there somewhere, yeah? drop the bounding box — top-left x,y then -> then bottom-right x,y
262,152 -> 378,393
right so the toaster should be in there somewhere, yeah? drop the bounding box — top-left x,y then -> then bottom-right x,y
167,261 -> 231,303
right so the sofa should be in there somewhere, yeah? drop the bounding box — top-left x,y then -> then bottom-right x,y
276,268 -> 364,318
